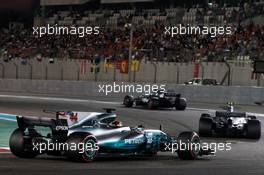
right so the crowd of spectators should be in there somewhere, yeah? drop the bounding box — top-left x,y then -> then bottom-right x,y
0,2 -> 264,63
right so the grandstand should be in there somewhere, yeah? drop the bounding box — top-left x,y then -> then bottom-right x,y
41,0 -> 91,6
1,0 -> 264,64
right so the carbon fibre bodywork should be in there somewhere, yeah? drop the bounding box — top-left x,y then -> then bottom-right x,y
123,91 -> 187,110
9,109 -> 213,161
67,111 -> 174,155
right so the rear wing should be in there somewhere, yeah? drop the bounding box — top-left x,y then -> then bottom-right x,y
215,111 -> 246,118
16,112 -> 68,141
164,92 -> 181,98
16,115 -> 68,132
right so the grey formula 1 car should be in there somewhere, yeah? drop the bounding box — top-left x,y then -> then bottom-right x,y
199,103 -> 261,139
123,91 -> 187,110
9,109 -> 212,162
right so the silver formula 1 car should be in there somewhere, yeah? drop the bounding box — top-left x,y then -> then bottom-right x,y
199,103 -> 261,139
9,109 -> 212,162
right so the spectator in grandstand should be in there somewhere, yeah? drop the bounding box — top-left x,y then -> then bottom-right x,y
0,1 -> 264,63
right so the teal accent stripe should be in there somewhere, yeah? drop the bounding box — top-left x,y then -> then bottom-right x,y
0,113 -> 17,122
0,113 -> 17,148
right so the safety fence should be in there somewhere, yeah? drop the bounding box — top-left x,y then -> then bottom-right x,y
0,59 -> 262,86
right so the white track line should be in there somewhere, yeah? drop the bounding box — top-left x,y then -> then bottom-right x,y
0,117 -> 16,122
0,94 -> 119,105
187,107 -> 215,112
0,147 -> 10,153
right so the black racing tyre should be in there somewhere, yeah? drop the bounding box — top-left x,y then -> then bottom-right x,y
177,132 -> 201,160
246,120 -> 261,139
199,117 -> 213,137
147,99 -> 155,109
144,150 -> 158,156
123,95 -> 134,107
9,128 -> 38,158
65,134 -> 99,162
175,98 -> 187,110
201,113 -> 211,119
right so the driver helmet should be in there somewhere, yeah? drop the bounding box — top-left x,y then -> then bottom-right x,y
110,120 -> 123,127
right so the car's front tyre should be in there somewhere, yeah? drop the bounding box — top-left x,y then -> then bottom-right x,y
65,134 -> 99,162
246,120 -> 261,139
199,116 -> 213,137
175,98 -> 187,110
177,132 -> 201,160
123,95 -> 134,107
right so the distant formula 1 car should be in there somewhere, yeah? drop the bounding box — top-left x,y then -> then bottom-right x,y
123,90 -> 187,110
9,109 -> 212,162
199,102 -> 261,139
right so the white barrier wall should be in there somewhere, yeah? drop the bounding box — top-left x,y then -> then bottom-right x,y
0,65 -> 4,78
62,61 -> 79,81
97,63 -> 115,82
201,62 -> 228,84
18,65 -> 31,79
156,62 -> 178,83
0,60 -> 261,86
32,61 -> 47,80
135,61 -> 156,82
230,62 -> 255,86
4,63 -> 17,79
176,63 -> 195,84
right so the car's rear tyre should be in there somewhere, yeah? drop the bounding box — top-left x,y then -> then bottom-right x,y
177,132 -> 201,160
246,120 -> 261,139
199,117 -> 213,137
175,98 -> 187,110
9,128 -> 38,158
65,134 -> 98,162
123,95 -> 134,107
201,113 -> 212,119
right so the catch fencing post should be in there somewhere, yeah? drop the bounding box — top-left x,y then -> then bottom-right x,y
113,61 -> 116,82
45,64 -> 48,80
13,63 -> 18,79
152,62 -> 157,83
0,63 -> 5,79
61,65 -> 64,80
200,62 -> 205,80
28,61 -> 33,79
176,63 -> 179,84
74,60 -> 80,81
226,62 -> 231,86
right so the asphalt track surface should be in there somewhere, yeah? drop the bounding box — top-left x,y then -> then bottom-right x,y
0,93 -> 264,175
